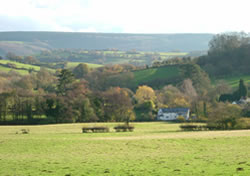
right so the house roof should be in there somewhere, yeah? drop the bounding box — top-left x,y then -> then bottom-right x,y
159,108 -> 189,113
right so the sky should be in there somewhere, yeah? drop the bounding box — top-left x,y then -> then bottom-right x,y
0,0 -> 249,33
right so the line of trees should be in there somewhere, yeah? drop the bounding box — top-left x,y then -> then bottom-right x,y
0,62 -> 213,124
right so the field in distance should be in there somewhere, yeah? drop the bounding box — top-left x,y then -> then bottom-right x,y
0,122 -> 250,175
213,75 -> 250,88
66,62 -> 102,69
0,60 -> 102,75
131,65 -> 180,88
0,60 -> 44,75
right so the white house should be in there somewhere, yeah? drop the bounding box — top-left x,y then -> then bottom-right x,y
157,108 -> 190,121
232,98 -> 250,105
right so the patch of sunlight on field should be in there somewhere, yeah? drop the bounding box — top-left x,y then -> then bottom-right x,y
0,65 -> 29,75
213,75 -> 250,88
66,62 -> 102,69
133,65 -> 180,86
0,60 -> 40,71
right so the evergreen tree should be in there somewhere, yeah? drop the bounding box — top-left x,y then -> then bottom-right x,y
73,63 -> 89,79
203,101 -> 207,117
57,69 -> 75,95
79,98 -> 97,122
239,79 -> 248,99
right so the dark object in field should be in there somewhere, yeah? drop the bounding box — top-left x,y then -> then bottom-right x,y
180,124 -> 209,131
180,123 -> 248,131
174,169 -> 181,172
20,129 -> 30,134
236,167 -> 244,171
114,125 -> 134,132
82,126 -> 109,133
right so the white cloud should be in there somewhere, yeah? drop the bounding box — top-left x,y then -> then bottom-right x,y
0,0 -> 250,33
77,28 -> 97,33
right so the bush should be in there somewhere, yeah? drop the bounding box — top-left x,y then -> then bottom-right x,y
82,126 -> 109,133
181,118 -> 250,131
235,118 -> 250,129
177,116 -> 185,122
20,129 -> 30,134
180,124 -> 208,131
114,125 -> 135,132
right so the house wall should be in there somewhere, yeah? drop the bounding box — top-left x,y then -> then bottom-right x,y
158,112 -> 178,121
157,109 -> 190,121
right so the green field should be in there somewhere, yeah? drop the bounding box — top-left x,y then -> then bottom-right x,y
213,75 -> 250,88
66,62 -> 103,69
132,65 -> 180,86
103,51 -> 188,63
0,60 -> 40,71
0,122 -> 249,175
0,65 -> 29,75
0,60 -> 54,75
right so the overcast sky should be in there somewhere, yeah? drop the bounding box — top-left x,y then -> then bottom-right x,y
0,0 -> 249,33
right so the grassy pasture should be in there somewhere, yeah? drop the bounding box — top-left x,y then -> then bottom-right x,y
66,62 -> 103,69
0,60 -> 40,71
0,65 -> 29,75
132,65 -> 180,86
213,75 -> 250,88
100,51 -> 188,64
0,122 -> 250,176
0,60 -> 54,75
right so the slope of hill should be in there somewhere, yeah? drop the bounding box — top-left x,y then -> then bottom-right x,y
133,66 -> 180,84
66,62 -> 103,69
0,41 -> 49,56
0,32 -> 213,56
213,75 -> 250,88
0,60 -> 53,75
130,65 -> 181,89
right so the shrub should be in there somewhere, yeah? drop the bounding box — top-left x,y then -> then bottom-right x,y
180,124 -> 198,131
235,118 -> 250,129
177,116 -> 185,122
82,126 -> 109,133
180,124 -> 208,131
20,129 -> 30,134
114,125 -> 135,132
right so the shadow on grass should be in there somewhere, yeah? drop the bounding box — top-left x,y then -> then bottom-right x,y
146,130 -> 183,134
147,130 -> 215,134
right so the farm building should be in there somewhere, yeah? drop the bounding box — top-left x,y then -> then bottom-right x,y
157,108 -> 190,121
232,98 -> 250,105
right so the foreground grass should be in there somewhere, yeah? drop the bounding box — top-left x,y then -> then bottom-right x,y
0,122 -> 250,175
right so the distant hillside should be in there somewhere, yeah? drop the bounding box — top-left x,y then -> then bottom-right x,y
0,41 -> 49,56
0,32 -> 213,56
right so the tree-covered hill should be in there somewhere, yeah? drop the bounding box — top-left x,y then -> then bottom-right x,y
0,32 -> 213,56
197,32 -> 250,78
